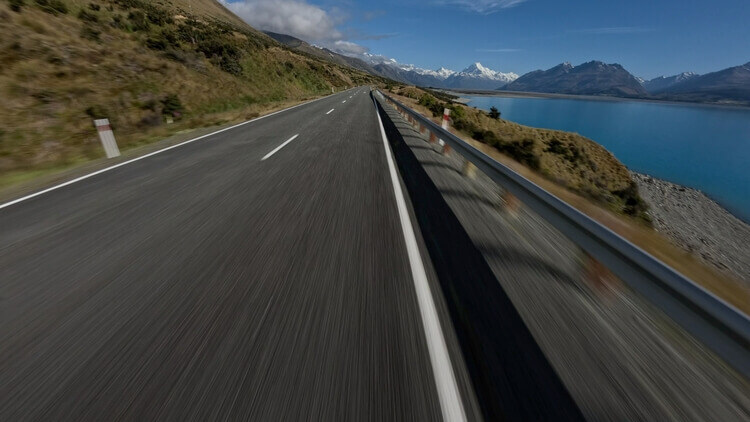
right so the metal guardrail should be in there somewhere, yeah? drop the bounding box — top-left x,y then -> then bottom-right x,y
374,89 -> 750,379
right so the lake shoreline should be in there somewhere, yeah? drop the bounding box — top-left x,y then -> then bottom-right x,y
444,89 -> 750,109
632,172 -> 750,285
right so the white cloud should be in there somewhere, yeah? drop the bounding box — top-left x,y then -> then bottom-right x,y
436,0 -> 527,14
221,0 -> 343,41
332,40 -> 370,56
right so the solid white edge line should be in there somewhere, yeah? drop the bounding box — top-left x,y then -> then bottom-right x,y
371,96 -> 467,422
261,134 -> 299,161
0,95 -> 331,211
326,109 -> 335,115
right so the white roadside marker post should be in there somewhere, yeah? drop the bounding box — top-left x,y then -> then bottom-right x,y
94,118 -> 120,158
440,108 -> 451,154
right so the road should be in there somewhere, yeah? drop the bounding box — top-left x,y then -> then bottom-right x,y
0,88 -> 590,421
0,88 -> 440,420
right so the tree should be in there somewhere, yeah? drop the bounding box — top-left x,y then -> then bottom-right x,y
489,106 -> 501,119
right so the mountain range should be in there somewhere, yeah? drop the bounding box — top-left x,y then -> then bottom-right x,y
263,30 -> 749,105
651,62 -> 750,103
642,72 -> 699,93
502,61 -> 647,96
262,32 -> 520,91
499,61 -> 749,105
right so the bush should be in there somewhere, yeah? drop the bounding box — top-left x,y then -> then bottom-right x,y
489,106 -> 501,119
161,94 -> 183,117
9,0 -> 24,13
35,0 -> 68,15
80,25 -> 101,41
498,139 -> 539,169
218,55 -> 243,75
127,10 -> 149,31
88,2 -> 100,11
145,35 -> 166,50
614,182 -> 649,216
77,8 -> 98,23
85,104 -> 108,119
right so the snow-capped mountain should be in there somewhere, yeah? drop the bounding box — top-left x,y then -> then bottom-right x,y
443,62 -> 519,89
362,57 -> 517,90
435,67 -> 457,78
456,62 -> 518,83
642,72 -> 700,93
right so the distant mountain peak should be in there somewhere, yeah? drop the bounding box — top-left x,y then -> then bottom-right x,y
457,62 -> 518,82
504,60 -> 647,96
643,71 -> 700,93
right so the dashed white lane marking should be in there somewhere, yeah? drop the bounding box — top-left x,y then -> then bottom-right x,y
0,96 -> 330,211
371,96 -> 467,422
261,134 -> 299,161
326,109 -> 335,115
342,100 -> 346,103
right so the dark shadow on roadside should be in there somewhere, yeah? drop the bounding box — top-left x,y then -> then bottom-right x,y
373,94 -> 585,421
475,244 -> 586,294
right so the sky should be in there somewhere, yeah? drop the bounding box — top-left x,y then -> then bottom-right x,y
222,0 -> 750,79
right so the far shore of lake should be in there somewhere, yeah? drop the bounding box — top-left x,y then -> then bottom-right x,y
443,89 -> 750,110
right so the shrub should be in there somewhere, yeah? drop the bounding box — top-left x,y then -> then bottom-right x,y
143,4 -> 171,26
77,8 -> 98,23
35,0 -> 67,15
127,10 -> 149,31
80,25 -> 100,41
9,0 -> 24,13
145,35 -> 166,50
85,104 -> 108,119
218,56 -> 242,75
489,106 -> 501,119
161,94 -> 183,117
498,138 -> 539,169
88,2 -> 100,11
613,182 -> 649,216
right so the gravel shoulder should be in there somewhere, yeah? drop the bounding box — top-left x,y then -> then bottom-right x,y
632,172 -> 750,286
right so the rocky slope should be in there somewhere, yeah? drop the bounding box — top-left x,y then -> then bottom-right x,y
632,172 -> 750,285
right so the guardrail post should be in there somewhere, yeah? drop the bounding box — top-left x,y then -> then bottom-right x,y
501,190 -> 521,216
462,161 -> 477,179
429,132 -> 437,143
419,123 -> 426,134
580,251 -> 621,296
439,108 -> 452,155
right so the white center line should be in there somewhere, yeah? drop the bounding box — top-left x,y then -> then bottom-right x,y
342,100 -> 346,103
326,109 -> 335,114
261,134 -> 299,161
371,97 -> 467,421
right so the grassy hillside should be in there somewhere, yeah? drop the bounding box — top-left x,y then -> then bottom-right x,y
388,86 -> 649,220
0,0 -> 382,178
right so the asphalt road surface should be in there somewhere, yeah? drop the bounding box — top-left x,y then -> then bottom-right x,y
0,88 -> 589,421
0,88 -> 452,421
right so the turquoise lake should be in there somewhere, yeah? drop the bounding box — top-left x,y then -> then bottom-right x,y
464,95 -> 750,222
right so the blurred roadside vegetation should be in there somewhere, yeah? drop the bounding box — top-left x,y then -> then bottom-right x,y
0,0 -> 382,183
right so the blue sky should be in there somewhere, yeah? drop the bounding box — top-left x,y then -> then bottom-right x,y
223,0 -> 750,79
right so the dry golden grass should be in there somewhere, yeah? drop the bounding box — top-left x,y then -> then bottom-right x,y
385,88 -> 749,314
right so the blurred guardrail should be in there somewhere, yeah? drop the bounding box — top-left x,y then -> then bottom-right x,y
373,89 -> 750,379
